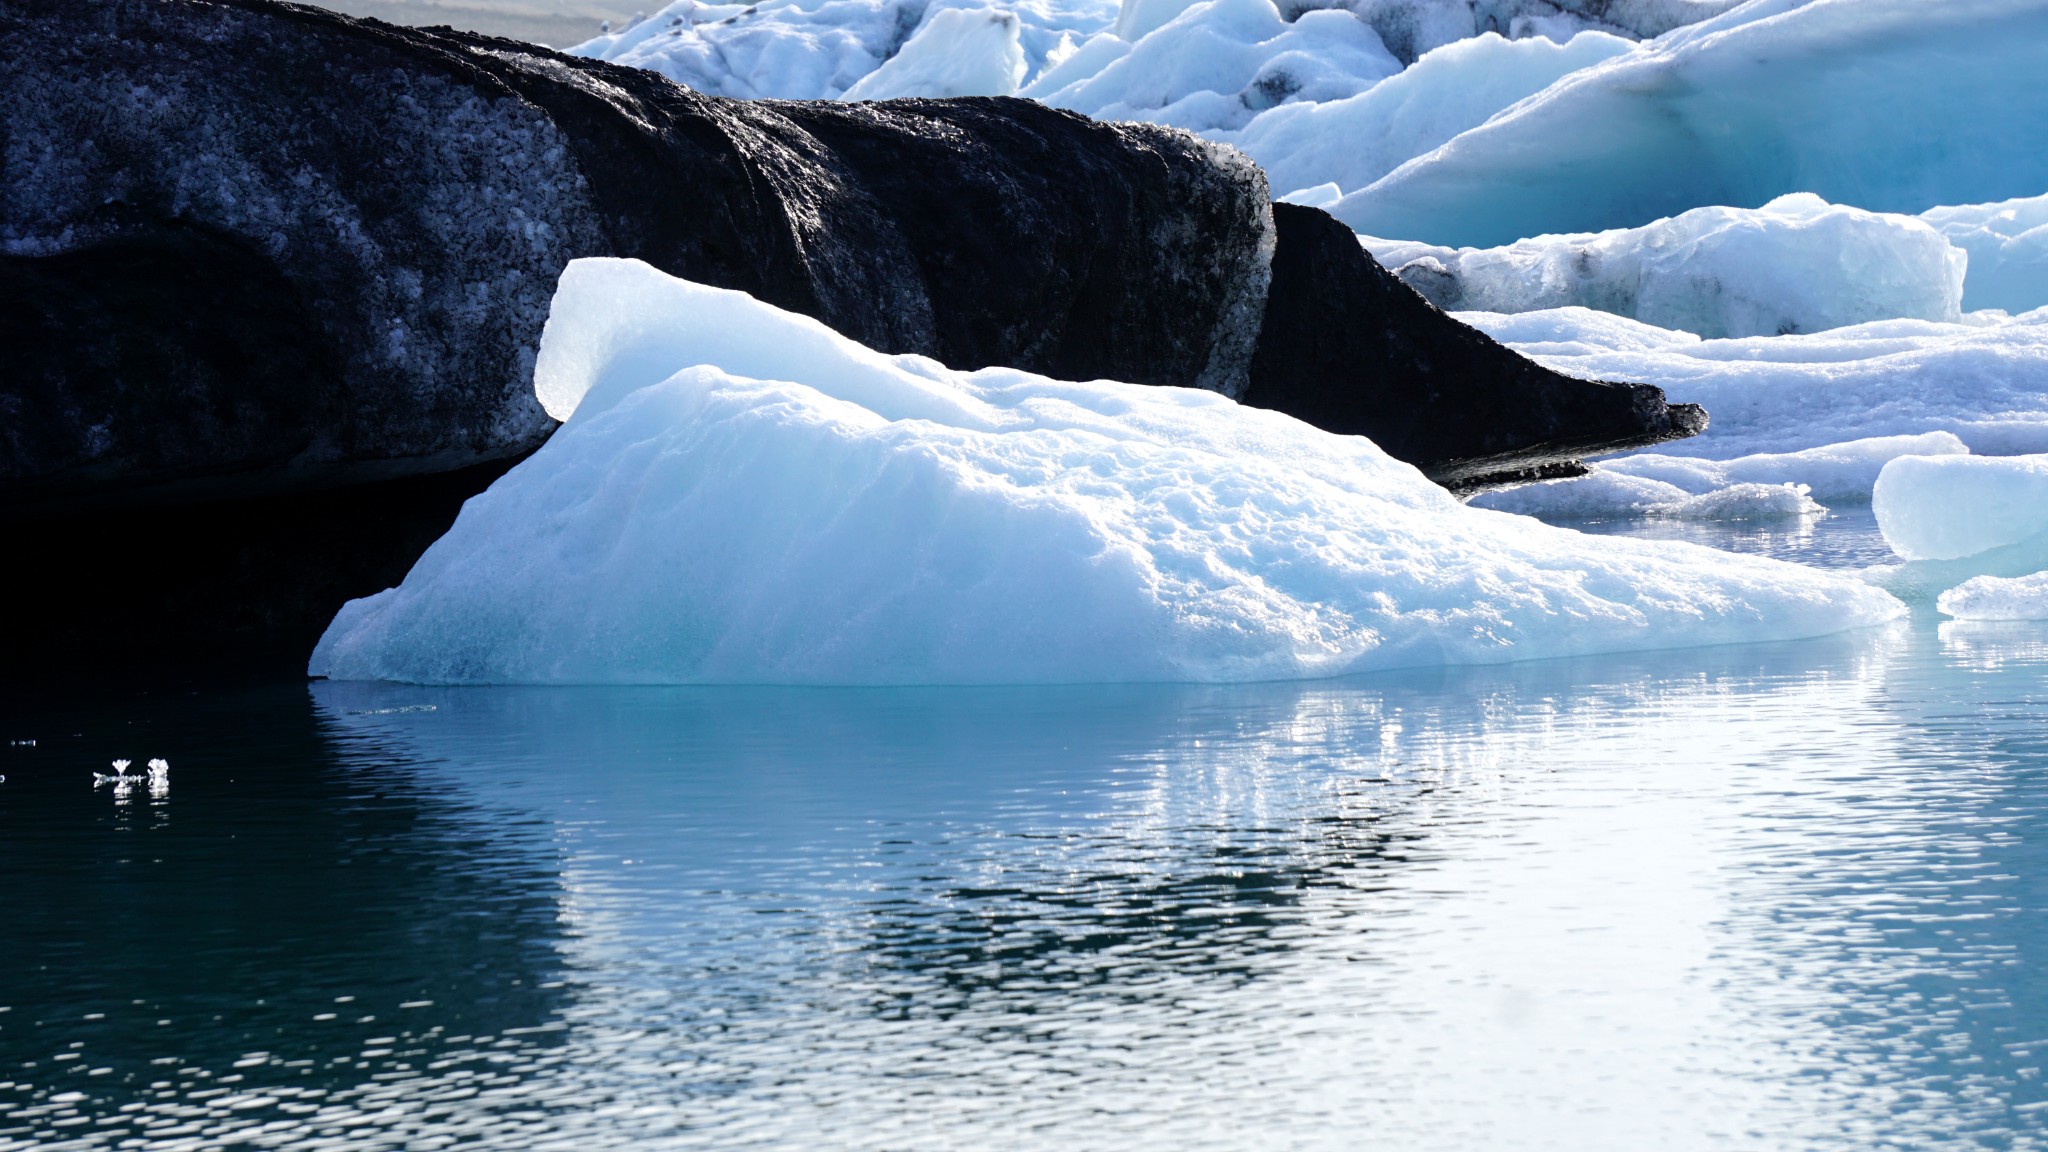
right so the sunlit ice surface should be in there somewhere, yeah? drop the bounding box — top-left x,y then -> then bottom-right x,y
5,512 -> 2048,1149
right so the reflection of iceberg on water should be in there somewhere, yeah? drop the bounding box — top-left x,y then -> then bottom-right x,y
311,260 -> 1900,686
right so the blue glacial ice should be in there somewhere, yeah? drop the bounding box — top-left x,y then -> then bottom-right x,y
1332,0 -> 2048,247
1466,308 -> 2048,462
308,259 -> 1901,685
1921,193 -> 2048,315
1366,194 -> 1968,340
1215,29 -> 1635,203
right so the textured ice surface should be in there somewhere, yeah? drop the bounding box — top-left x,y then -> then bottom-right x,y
1473,474 -> 1823,522
1874,454 -> 2048,563
1369,194 -> 1966,339
1937,571 -> 2048,620
1465,308 -> 2048,459
1922,194 -> 2048,315
1031,0 -> 1401,133
310,259 -> 1902,685
1219,31 -> 1633,204
1333,0 -> 2048,247
840,7 -> 1028,98
1472,433 -> 1968,520
575,0 -> 1113,99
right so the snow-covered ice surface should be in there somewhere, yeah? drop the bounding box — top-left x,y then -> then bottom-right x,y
310,259 -> 1901,686
1333,0 -> 2048,247
839,7 -> 1028,98
1471,433 -> 1971,520
1217,30 -> 1633,203
1473,473 -> 1823,522
574,0 -> 1114,99
1026,0 -> 1399,132
1922,194 -> 2048,315
1466,308 -> 2048,461
1873,454 -> 2048,563
1937,571 -> 2048,620
1368,195 -> 1966,340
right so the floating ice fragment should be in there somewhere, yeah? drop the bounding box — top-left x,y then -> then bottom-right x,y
1874,453 -> 2048,562
1938,571 -> 2048,620
1463,308 -> 2048,459
1367,195 -> 1967,340
310,258 -> 1902,685
1472,474 -> 1822,522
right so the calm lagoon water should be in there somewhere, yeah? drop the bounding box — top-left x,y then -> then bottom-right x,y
6,508 -> 2048,1150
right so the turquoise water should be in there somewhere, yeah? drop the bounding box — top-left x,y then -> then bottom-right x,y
6,508 -> 2048,1150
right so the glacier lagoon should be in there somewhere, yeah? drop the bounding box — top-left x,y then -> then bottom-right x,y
9,511 -> 2048,1150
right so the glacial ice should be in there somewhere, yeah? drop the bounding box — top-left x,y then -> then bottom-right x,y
1471,433 -> 1972,521
309,259 -> 1903,685
1874,454 -> 2048,563
575,0 -> 1112,100
1333,0 -> 2048,247
1217,30 -> 1634,204
1368,194 -> 1967,340
840,7 -> 1028,98
1922,194 -> 2048,315
1030,0 -> 1401,133
1937,571 -> 2048,621
1464,308 -> 2048,460
1472,473 -> 1823,522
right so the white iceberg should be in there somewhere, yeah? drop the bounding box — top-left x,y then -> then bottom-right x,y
1922,193 -> 2048,316
309,259 -> 1902,685
1936,571 -> 2048,621
1333,0 -> 2048,247
1220,30 -> 1635,204
1032,0 -> 1401,132
1463,307 -> 2048,460
1368,194 -> 1967,340
575,0 -> 1112,100
1472,472 -> 1823,522
1471,433 -> 1968,520
840,7 -> 1029,98
1873,453 -> 2048,563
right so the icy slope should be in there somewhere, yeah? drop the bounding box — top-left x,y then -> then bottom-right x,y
310,259 -> 1900,686
1922,194 -> 2048,315
1215,30 -> 1634,202
1465,308 -> 2048,460
575,0 -> 1113,99
1026,0 -> 1401,132
1472,433 -> 1970,520
1367,194 -> 1967,340
1333,0 -> 2048,247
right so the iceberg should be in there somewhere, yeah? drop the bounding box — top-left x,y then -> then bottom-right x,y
1937,572 -> 2048,621
1471,433 -> 1968,520
1368,194 -> 1967,340
1463,307 -> 2048,460
575,0 -> 1112,100
1333,0 -> 2048,247
1032,0 -> 1401,133
310,259 -> 1901,686
840,8 -> 1028,98
1873,454 -> 2048,563
1219,30 -> 1635,204
1922,194 -> 2048,315
1472,472 -> 1823,522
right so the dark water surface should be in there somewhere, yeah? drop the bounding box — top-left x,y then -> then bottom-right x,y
7,508 -> 2048,1150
